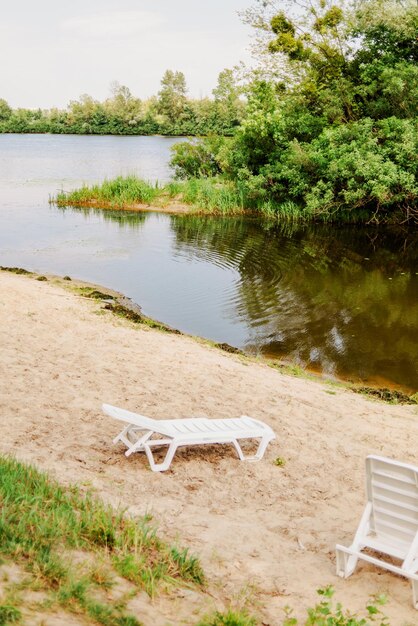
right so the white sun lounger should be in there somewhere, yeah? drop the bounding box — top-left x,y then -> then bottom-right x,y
103,403 -> 276,472
336,455 -> 418,609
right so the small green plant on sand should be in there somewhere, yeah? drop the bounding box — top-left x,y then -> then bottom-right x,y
197,609 -> 256,626
273,457 -> 286,467
283,586 -> 389,626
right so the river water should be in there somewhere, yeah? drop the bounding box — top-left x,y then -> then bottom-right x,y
1,134 -> 417,391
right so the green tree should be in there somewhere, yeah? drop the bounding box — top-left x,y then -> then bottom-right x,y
67,94 -> 102,133
157,70 -> 188,124
104,81 -> 143,130
212,69 -> 245,132
0,98 -> 12,121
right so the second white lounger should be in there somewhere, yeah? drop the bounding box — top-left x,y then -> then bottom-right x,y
336,455 -> 418,609
103,403 -> 276,472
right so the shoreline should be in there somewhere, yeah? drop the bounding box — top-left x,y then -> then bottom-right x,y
1,268 -> 418,624
1,265 -> 416,400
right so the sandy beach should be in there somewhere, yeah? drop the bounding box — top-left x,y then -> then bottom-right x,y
1,269 -> 417,625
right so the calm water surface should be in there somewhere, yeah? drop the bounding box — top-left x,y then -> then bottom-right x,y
1,134 -> 417,391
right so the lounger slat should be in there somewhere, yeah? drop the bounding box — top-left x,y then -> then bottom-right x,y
362,536 -> 409,560
371,479 -> 418,500
228,419 -> 249,430
373,496 -> 418,517
372,469 -> 417,486
216,420 -> 237,431
373,511 -> 418,537
173,423 -> 199,434
373,490 -> 418,513
214,420 -> 236,428
203,421 -> 224,432
195,420 -> 215,431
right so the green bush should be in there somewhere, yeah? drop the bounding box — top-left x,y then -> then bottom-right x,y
213,0 -> 418,223
170,136 -> 227,179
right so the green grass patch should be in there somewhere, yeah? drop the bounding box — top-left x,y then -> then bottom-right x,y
169,178 -> 245,214
53,175 -> 308,218
55,176 -> 159,209
197,610 -> 256,626
268,360 -> 309,379
0,456 -> 204,624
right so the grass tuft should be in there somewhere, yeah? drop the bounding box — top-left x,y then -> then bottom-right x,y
170,548 -> 205,586
197,610 -> 257,626
0,604 -> 21,625
55,176 -> 159,209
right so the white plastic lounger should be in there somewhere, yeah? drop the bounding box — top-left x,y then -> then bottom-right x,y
336,455 -> 418,609
103,403 -> 275,472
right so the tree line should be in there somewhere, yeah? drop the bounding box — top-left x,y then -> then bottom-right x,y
0,69 -> 244,136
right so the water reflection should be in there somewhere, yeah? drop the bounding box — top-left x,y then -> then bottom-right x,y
170,217 -> 418,390
58,206 -> 149,230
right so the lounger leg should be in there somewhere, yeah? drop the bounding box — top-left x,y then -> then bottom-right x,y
113,424 -> 133,446
336,502 -> 372,578
124,431 -> 153,457
252,436 -> 271,461
143,443 -> 178,472
232,437 -> 271,462
336,546 -> 358,578
232,440 -> 245,461
410,580 -> 418,610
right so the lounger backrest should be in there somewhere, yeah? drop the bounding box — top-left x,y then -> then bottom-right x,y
366,455 -> 418,548
102,403 -> 174,437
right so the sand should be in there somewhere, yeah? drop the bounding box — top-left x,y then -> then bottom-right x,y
1,270 -> 417,625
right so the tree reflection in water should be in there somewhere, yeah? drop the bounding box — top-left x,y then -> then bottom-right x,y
170,216 -> 418,391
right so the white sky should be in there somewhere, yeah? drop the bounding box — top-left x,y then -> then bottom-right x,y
0,0 -> 254,109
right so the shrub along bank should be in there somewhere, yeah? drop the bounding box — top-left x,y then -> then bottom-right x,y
170,1 -> 418,224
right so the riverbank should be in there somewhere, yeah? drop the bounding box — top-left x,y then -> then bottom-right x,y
1,269 -> 418,624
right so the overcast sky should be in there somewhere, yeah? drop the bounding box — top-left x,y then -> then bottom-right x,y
0,0 -> 254,109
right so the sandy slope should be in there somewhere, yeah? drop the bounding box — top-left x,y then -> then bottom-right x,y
1,270 -> 417,625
